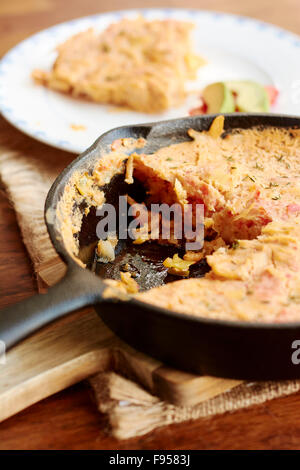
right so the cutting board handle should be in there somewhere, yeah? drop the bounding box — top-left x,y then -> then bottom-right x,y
0,265 -> 104,349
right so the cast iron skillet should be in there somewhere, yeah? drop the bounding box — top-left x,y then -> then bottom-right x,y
1,113 -> 300,381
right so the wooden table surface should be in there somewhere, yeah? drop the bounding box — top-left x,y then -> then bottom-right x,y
0,0 -> 300,450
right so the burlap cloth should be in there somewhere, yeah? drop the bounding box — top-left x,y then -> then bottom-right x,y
1,119 -> 300,440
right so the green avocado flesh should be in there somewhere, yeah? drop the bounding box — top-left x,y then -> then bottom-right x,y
202,80 -> 270,114
226,80 -> 270,112
202,82 -> 235,113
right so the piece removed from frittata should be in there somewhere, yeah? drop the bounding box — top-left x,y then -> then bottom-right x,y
32,17 -> 204,113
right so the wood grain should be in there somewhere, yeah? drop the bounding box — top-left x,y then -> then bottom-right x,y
0,0 -> 300,450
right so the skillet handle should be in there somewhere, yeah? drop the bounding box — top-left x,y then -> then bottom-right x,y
0,266 -> 105,350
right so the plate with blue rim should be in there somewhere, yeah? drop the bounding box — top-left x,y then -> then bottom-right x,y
0,8 -> 299,154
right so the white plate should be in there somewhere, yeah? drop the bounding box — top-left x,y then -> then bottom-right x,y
0,8 -> 300,154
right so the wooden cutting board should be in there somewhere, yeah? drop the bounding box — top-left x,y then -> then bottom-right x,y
0,259 -> 242,423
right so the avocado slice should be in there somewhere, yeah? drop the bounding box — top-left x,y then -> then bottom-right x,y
202,82 -> 235,114
226,80 -> 270,112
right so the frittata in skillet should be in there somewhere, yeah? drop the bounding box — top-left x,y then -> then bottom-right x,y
57,118 -> 300,323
